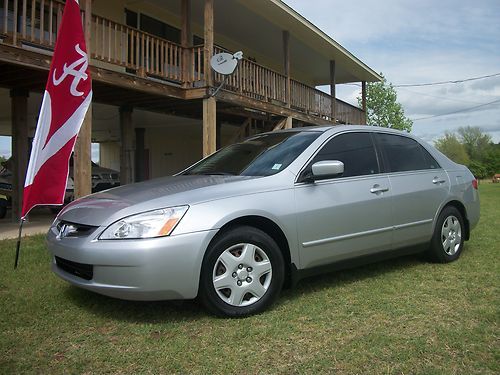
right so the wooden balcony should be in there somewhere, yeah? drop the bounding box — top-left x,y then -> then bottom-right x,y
0,0 -> 365,124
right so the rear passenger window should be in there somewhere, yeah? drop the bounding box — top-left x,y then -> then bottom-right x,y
311,132 -> 379,177
376,133 -> 440,172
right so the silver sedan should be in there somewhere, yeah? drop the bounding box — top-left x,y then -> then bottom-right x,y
47,126 -> 480,316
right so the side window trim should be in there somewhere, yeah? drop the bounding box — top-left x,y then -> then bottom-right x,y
374,132 -> 442,173
296,131 -> 381,183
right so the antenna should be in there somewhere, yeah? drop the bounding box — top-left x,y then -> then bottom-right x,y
210,51 -> 243,96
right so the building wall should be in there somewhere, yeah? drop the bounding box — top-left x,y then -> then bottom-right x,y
99,142 -> 121,171
90,1 -> 291,82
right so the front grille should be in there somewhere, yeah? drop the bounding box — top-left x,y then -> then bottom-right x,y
56,221 -> 97,238
111,173 -> 119,179
55,256 -> 93,280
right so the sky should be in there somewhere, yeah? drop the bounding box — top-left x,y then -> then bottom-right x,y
283,0 -> 500,143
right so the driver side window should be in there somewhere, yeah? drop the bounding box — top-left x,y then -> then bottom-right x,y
310,132 -> 380,178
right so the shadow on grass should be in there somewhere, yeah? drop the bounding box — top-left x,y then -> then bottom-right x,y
64,251 -> 427,321
280,252 -> 426,302
64,287 -> 207,323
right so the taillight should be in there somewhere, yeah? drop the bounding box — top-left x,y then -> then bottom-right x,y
472,179 -> 478,190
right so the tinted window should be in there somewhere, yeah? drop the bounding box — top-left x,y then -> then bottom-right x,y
376,133 -> 440,172
310,132 -> 379,177
184,131 -> 320,177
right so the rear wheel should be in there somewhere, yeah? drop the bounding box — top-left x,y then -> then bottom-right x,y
199,226 -> 285,317
429,206 -> 465,263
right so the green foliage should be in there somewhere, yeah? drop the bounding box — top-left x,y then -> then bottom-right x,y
435,132 -> 470,165
358,73 -> 413,132
434,126 -> 499,178
458,126 -> 492,161
1,184 -> 499,373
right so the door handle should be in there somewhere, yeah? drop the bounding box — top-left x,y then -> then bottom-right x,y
370,184 -> 389,194
432,177 -> 446,184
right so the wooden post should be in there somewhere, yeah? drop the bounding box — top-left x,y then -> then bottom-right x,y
74,0 -> 92,198
203,97 -> 216,156
204,0 -> 214,87
283,30 -> 290,107
330,60 -> 336,123
134,128 -> 145,182
10,89 -> 29,221
285,116 -> 293,129
181,0 -> 192,87
119,106 -> 134,185
361,81 -> 367,124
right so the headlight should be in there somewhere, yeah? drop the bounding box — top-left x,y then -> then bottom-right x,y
99,206 -> 189,240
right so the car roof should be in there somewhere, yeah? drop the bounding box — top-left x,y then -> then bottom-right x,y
264,125 -> 411,136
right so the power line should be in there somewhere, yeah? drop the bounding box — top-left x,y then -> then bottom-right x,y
394,72 -> 500,87
411,99 -> 500,121
340,72 -> 500,88
397,87 -> 485,105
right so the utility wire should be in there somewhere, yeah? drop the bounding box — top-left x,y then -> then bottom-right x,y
341,72 -> 500,88
397,87 -> 485,105
394,72 -> 500,87
411,98 -> 500,121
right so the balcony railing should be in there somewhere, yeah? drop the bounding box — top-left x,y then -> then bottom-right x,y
0,0 -> 365,124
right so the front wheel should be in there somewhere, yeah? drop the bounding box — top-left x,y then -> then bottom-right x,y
199,226 -> 285,317
428,206 -> 465,263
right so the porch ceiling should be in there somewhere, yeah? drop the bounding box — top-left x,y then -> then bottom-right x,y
146,0 -> 381,86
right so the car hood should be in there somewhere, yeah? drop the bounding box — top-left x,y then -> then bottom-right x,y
57,174 -> 283,226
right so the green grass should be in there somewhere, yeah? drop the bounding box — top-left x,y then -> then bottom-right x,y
1,184 -> 498,374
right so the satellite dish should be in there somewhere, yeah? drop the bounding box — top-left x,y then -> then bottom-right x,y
210,51 -> 243,75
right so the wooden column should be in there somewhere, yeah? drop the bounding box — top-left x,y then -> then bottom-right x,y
361,81 -> 367,124
204,0 -> 214,87
74,0 -> 92,198
203,97 -> 216,156
203,0 -> 216,155
330,60 -> 336,123
134,128 -> 145,182
283,30 -> 291,107
10,89 -> 29,221
119,106 -> 134,185
284,116 -> 293,129
181,0 -> 192,87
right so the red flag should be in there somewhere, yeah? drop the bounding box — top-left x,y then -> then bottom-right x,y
21,0 -> 92,219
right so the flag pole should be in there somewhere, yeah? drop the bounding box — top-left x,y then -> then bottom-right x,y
14,217 -> 25,269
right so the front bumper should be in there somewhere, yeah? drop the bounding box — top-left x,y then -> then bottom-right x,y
47,225 -> 218,301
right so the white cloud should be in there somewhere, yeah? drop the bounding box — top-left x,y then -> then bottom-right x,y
284,0 -> 500,143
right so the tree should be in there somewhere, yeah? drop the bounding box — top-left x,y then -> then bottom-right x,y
358,73 -> 413,132
434,132 -> 470,165
434,126 -> 499,178
457,126 -> 492,161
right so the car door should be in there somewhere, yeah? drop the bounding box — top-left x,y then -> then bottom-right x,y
374,133 -> 449,249
294,132 -> 393,269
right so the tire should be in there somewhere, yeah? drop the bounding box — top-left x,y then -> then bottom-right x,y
199,226 -> 285,317
428,206 -> 465,263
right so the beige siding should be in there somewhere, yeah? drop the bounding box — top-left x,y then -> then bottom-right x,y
99,142 -> 121,171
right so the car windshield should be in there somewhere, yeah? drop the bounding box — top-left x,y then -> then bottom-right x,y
183,131 -> 320,177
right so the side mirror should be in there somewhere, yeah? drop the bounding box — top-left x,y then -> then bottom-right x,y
310,160 -> 344,180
